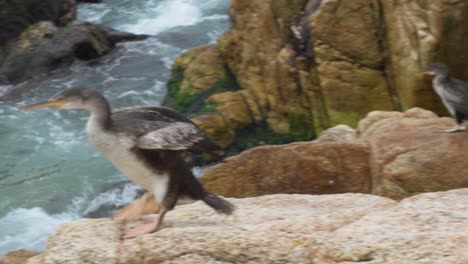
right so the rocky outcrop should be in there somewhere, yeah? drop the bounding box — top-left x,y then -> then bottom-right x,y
166,45 -> 240,147
201,136 -> 370,198
199,108 -> 468,199
167,0 -> 468,146
0,0 -> 76,47
27,189 -> 468,263
0,22 -> 148,85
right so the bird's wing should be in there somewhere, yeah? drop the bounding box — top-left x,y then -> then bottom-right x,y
443,78 -> 468,115
113,106 -> 194,123
112,106 -> 223,154
137,121 -> 204,150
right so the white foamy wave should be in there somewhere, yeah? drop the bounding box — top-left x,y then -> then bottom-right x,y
0,182 -> 140,254
0,208 -> 77,255
201,14 -> 229,22
0,85 -> 13,97
123,0 -> 203,35
83,183 -> 140,216
193,166 -> 208,178
77,3 -> 110,23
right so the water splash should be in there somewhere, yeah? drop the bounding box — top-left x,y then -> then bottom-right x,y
124,0 -> 203,34
0,208 -> 76,255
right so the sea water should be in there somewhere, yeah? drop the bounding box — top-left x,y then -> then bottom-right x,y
0,0 -> 229,254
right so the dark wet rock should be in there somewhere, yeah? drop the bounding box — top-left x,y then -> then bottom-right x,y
0,21 -> 149,85
77,0 -> 102,3
0,0 -> 76,46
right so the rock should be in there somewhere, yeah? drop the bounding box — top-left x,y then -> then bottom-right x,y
192,114 -> 234,148
14,22 -> 59,52
27,190 -> 468,263
208,91 -> 253,127
316,124 -> 356,142
167,45 -> 233,109
356,110 -> 404,135
178,46 -> 227,95
218,0 -> 317,135
0,0 -> 76,46
307,189 -> 468,263
310,0 -> 395,126
165,45 -> 242,146
201,139 -> 371,198
360,108 -> 468,199
166,0 -> 468,144
167,45 -> 312,151
198,108 -> 468,200
0,250 -> 40,264
77,0 -> 102,3
0,22 -> 148,85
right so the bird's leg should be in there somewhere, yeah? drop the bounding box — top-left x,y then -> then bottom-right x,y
444,116 -> 466,133
114,192 -> 159,222
122,207 -> 167,239
444,124 -> 466,132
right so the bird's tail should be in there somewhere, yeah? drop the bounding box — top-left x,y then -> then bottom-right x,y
202,192 -> 235,215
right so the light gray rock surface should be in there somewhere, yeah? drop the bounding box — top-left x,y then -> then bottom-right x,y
28,189 -> 468,263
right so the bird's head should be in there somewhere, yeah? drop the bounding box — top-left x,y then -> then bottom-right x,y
420,63 -> 449,76
20,88 -> 101,111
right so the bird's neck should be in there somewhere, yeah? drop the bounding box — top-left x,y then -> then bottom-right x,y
86,96 -> 112,130
434,73 -> 449,82
433,73 -> 450,88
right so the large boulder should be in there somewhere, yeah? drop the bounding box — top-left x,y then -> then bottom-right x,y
27,189 -> 468,263
359,108 -> 468,199
201,138 -> 371,198
0,22 -> 148,85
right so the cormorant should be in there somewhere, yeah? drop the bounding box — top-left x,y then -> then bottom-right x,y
20,88 -> 234,239
421,63 -> 468,132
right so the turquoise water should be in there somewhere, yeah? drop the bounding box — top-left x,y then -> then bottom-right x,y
0,0 -> 229,254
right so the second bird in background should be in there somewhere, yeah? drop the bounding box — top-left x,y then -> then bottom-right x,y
421,63 -> 468,133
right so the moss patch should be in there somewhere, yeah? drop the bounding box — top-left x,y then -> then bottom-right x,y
166,65 -> 240,117
225,121 -> 314,156
288,105 -> 315,140
328,110 -> 362,127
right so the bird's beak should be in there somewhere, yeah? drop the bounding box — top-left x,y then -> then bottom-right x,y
419,70 -> 434,75
19,99 -> 65,111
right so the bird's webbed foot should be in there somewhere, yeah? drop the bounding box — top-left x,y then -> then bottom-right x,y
120,208 -> 167,240
443,124 -> 466,133
121,219 -> 160,239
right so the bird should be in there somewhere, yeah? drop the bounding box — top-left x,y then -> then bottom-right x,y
421,63 -> 468,132
20,87 -> 235,239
